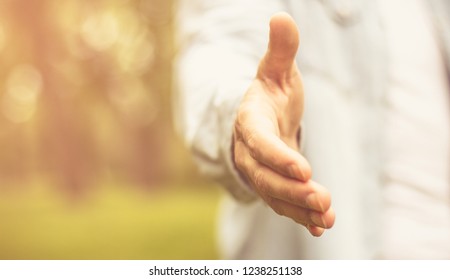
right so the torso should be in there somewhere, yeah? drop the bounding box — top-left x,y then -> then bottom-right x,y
379,0 -> 450,258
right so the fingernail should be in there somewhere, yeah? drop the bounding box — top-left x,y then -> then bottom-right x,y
306,193 -> 324,212
288,164 -> 299,178
311,212 -> 327,228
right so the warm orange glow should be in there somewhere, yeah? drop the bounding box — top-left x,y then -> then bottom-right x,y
0,0 -> 184,190
0,0 -> 216,260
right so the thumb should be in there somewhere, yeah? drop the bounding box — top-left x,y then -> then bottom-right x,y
258,12 -> 300,81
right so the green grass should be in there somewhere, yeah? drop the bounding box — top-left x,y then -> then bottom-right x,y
0,182 -> 222,260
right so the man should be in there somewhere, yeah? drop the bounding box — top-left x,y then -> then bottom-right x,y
174,0 -> 450,259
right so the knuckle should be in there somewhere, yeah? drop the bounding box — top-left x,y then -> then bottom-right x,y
252,168 -> 266,191
234,107 -> 251,138
284,188 -> 298,204
236,105 -> 250,128
235,108 -> 260,159
233,118 -> 242,137
245,134 -> 258,157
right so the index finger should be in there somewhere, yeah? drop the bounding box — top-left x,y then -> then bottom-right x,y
243,123 -> 311,182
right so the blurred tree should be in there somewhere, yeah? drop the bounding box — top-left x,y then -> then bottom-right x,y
0,0 -> 198,197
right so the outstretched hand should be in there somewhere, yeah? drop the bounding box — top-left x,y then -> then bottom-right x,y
233,12 -> 335,237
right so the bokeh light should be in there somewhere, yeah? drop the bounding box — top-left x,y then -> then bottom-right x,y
81,11 -> 120,52
0,0 -> 221,260
2,64 -> 42,123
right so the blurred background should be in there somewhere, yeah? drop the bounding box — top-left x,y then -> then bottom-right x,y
0,0 -> 222,259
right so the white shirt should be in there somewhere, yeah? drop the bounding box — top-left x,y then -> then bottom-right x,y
379,0 -> 450,258
176,0 -> 450,259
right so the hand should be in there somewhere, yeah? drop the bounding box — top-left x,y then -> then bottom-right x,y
233,12 -> 335,237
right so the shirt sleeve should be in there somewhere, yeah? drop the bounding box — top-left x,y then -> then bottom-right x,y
173,0 -> 288,202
